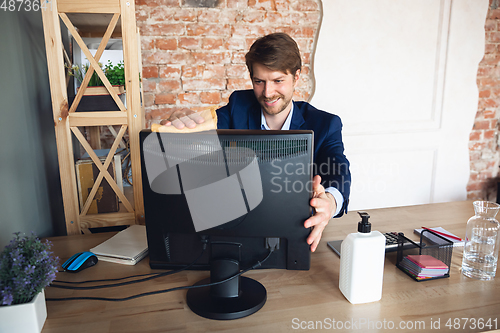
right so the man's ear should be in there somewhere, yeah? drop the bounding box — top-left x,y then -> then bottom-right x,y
293,69 -> 301,87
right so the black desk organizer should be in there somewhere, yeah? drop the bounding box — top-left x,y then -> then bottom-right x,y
396,229 -> 453,281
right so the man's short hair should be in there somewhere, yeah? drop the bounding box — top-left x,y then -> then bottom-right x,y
245,32 -> 302,78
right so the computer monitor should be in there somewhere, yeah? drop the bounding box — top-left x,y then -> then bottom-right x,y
139,129 -> 313,320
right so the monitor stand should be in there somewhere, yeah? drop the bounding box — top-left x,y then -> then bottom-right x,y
186,257 -> 267,320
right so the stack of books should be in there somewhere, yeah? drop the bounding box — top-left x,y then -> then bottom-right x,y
399,254 -> 449,281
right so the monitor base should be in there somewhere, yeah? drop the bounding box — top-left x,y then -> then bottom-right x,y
186,276 -> 266,320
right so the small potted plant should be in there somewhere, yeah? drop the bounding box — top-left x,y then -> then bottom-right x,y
67,60 -> 126,111
0,232 -> 59,333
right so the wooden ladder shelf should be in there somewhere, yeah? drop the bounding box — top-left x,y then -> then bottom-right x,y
41,0 -> 145,234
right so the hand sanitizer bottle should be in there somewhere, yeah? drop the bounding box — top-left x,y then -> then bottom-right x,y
339,212 -> 385,304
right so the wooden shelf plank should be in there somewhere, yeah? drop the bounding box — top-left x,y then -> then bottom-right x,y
80,212 -> 136,229
58,0 -> 120,13
69,111 -> 128,127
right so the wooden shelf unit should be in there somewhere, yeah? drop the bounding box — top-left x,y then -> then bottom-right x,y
41,0 -> 145,234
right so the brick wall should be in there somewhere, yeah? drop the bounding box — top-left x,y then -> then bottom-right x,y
468,0 -> 500,201
135,0 -> 321,127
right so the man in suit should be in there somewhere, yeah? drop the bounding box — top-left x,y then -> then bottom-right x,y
162,33 -> 351,252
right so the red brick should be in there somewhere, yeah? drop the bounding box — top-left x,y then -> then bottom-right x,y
466,181 -> 487,192
248,0 -> 277,11
242,10 -> 266,23
291,0 -> 319,11
479,89 -> 491,98
231,51 -> 247,64
469,131 -> 481,141
141,37 -> 155,51
150,7 -> 176,21
173,9 -> 198,22
200,91 -> 221,104
474,120 -> 494,130
182,65 -> 205,78
484,129 -> 497,140
178,92 -> 200,105
202,38 -> 224,50
156,38 -> 178,51
232,24 -> 268,38
140,23 -> 185,36
487,31 -> 500,43
159,65 -> 181,79
143,93 -> 155,107
226,64 -> 248,78
477,66 -> 494,77
274,0 -> 290,11
484,110 -> 497,119
227,0 -> 248,9
227,78 -> 252,90
155,93 -> 177,105
186,24 -> 231,37
142,79 -> 157,92
225,37 -> 246,51
485,19 -> 497,31
197,10 -> 222,22
478,98 -> 499,109
135,0 -> 178,6
142,66 -> 158,78
145,51 -> 190,65
192,51 -> 231,65
182,78 -> 226,91
179,37 -> 201,50
469,141 -> 487,151
489,8 -> 500,19
203,65 -> 226,79
159,80 -> 182,92
264,11 -> 283,25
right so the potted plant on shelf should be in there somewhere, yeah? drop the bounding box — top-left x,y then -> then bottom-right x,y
67,60 -> 126,111
0,233 -> 59,333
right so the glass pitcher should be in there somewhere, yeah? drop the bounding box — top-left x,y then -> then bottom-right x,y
461,201 -> 500,280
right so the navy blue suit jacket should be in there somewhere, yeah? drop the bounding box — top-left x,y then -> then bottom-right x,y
217,90 -> 351,217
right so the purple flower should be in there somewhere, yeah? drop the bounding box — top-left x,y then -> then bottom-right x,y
0,233 -> 59,305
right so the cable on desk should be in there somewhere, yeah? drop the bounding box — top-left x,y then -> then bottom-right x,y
46,249 -> 273,302
50,236 -> 209,290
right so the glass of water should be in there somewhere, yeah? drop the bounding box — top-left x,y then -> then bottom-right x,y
461,201 -> 500,280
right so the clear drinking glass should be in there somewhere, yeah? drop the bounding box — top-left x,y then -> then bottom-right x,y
461,201 -> 500,280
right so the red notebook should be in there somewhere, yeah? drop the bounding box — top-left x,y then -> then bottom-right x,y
406,255 -> 448,269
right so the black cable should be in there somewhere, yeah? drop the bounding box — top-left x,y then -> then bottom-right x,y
46,250 -> 273,302
51,240 -> 208,290
54,272 -> 160,284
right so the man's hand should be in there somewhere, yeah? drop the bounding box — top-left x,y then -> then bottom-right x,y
304,175 -> 337,252
160,108 -> 206,129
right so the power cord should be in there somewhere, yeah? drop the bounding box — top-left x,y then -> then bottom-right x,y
46,248 -> 274,302
50,236 -> 209,290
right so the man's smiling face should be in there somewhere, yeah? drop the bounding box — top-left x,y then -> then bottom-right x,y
251,62 -> 300,117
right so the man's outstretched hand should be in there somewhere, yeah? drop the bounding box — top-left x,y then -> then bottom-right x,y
304,175 -> 337,252
160,108 -> 206,129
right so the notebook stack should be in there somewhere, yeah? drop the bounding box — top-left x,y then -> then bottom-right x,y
399,254 -> 449,281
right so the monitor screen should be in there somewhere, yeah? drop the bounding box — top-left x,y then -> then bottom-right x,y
139,129 -> 314,319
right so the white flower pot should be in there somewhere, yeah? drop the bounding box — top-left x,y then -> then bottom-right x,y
0,290 -> 47,333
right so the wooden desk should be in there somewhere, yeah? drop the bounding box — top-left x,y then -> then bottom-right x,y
43,201 -> 500,332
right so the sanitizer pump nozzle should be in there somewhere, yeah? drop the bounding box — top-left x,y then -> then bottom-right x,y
357,212 -> 371,233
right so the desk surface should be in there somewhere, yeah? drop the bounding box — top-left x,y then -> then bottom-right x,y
43,201 -> 500,332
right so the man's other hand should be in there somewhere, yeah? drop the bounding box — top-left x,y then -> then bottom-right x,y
304,175 -> 337,252
160,108 -> 206,129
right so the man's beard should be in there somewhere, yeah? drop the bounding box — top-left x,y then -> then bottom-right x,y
259,93 -> 292,116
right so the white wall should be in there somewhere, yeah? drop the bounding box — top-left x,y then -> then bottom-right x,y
311,0 -> 488,210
